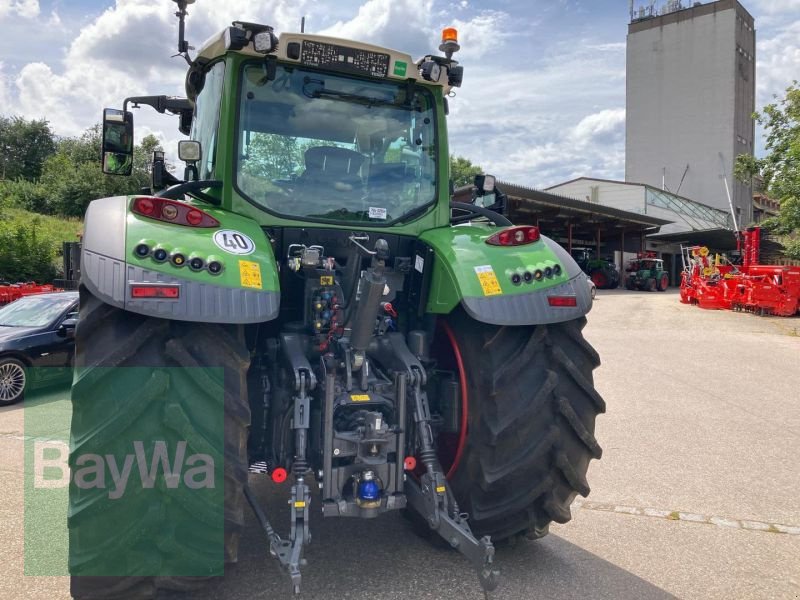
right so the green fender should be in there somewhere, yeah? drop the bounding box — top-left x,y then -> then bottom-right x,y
419,224 -> 592,325
80,195 -> 280,323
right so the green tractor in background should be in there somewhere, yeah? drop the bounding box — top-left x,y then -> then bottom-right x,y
69,2 -> 605,597
570,247 -> 620,290
625,253 -> 670,292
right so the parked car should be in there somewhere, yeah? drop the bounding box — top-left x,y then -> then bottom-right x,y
587,274 -> 597,299
0,291 -> 79,405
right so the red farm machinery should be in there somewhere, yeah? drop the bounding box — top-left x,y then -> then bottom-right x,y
0,282 -> 61,306
680,227 -> 800,317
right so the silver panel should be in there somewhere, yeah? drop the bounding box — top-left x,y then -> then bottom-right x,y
461,273 -> 592,326
82,250 -> 279,324
82,196 -> 129,261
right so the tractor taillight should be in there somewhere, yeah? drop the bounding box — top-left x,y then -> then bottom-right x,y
547,296 -> 577,307
130,284 -> 180,299
131,196 -> 220,228
486,226 -> 541,247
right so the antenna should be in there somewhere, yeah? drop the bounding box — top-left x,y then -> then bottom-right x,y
301,16 -> 305,33
629,0 -> 635,21
172,0 -> 195,66
675,164 -> 689,196
719,152 -> 740,232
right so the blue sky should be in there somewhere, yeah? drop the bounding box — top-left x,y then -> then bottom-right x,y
1,0 -> 798,188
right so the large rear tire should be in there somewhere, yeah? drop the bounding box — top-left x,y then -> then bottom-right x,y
69,287 -> 250,599
441,310 -> 604,542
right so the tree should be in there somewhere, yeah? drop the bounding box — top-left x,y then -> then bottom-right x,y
3,125 -> 159,217
449,155 -> 484,189
0,116 -> 57,181
735,83 -> 800,259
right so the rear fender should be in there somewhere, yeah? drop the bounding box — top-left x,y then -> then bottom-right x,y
418,225 -> 591,325
81,196 -> 280,323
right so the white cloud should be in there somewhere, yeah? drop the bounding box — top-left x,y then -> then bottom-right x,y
0,62 -> 10,109
321,0 -> 436,57
0,0 -> 39,20
755,20 -> 800,107
447,39 -> 626,187
571,108 -> 626,147
747,0 -> 800,15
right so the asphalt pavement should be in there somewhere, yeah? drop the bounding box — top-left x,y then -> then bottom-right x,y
1,288 -> 798,599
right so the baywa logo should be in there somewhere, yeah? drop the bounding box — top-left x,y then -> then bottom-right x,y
35,440 -> 215,499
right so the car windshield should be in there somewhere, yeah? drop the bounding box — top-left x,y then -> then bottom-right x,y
236,64 -> 437,224
0,295 -> 75,327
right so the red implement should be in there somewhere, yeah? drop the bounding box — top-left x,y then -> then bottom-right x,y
0,282 -> 61,305
680,229 -> 800,317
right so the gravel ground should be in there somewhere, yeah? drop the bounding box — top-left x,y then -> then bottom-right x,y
1,287 -> 798,599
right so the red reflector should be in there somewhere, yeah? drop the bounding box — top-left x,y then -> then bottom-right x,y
548,296 -> 577,307
404,456 -> 417,471
271,467 -> 288,484
130,285 -> 180,299
186,209 -> 203,226
134,197 -> 155,216
486,226 -> 541,246
130,196 -> 220,228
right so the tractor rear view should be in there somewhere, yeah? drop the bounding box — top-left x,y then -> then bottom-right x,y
68,3 -> 605,597
625,253 -> 669,292
570,247 -> 620,289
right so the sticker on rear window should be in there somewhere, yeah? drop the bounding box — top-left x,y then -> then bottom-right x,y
415,255 -> 424,273
214,230 -> 255,255
474,265 -> 502,296
368,207 -> 388,220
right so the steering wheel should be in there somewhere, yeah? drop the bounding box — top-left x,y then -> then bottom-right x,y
450,201 -> 512,226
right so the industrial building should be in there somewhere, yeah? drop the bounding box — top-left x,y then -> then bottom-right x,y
626,0 -> 756,226
546,177 -> 733,283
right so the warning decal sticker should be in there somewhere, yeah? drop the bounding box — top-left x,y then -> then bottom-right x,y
239,260 -> 263,289
474,265 -> 503,296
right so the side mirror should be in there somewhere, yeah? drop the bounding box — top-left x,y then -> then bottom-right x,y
58,318 -> 78,339
474,174 -> 496,196
471,173 -> 506,215
102,108 -> 134,176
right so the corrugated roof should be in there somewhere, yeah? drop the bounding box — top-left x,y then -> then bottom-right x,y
496,182 -> 673,228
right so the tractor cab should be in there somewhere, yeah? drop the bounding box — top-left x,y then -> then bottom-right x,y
625,252 -> 669,292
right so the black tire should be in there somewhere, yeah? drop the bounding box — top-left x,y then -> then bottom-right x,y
69,287 -> 250,599
646,278 -> 657,292
0,357 -> 27,405
656,273 -> 669,292
625,277 -> 636,291
442,310 -> 604,542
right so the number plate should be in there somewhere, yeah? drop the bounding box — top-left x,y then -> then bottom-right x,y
301,40 -> 390,78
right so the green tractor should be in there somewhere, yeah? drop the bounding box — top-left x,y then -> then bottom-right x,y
570,247 -> 620,289
69,3 -> 604,597
624,253 -> 670,292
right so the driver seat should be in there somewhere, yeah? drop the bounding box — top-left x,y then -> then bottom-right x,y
297,146 -> 365,204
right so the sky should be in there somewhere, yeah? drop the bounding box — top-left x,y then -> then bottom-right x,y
0,0 -> 798,188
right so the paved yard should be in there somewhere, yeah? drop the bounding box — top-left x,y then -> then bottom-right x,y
1,288 -> 798,599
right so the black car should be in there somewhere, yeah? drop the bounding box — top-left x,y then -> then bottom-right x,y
0,291 -> 79,405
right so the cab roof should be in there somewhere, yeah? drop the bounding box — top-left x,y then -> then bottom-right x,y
195,28 -> 446,88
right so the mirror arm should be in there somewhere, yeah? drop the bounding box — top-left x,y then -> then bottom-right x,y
123,96 -> 192,115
